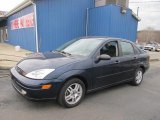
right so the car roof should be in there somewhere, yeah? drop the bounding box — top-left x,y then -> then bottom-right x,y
79,36 -> 134,44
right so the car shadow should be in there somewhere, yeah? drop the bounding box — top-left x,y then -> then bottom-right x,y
85,82 -> 131,99
19,82 -> 132,109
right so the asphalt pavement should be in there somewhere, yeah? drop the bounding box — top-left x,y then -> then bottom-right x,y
0,62 -> 160,120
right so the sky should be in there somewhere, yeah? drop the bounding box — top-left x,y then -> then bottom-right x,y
0,0 -> 160,31
0,0 -> 24,11
129,0 -> 160,30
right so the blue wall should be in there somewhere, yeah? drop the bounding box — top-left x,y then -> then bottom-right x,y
36,0 -> 94,52
88,4 -> 138,42
7,5 -> 36,51
6,1 -> 138,52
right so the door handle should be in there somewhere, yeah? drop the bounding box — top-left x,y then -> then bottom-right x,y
134,57 -> 137,59
115,60 -> 120,64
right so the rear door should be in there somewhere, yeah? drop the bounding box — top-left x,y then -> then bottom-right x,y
117,41 -> 137,81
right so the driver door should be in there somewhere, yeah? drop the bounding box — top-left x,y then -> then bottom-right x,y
93,40 -> 123,88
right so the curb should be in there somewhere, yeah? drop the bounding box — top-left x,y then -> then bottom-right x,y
0,66 -> 11,70
150,59 -> 160,62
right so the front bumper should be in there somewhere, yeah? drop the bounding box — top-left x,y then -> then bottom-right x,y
10,67 -> 63,100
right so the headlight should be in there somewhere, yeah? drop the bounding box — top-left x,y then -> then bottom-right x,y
25,69 -> 55,79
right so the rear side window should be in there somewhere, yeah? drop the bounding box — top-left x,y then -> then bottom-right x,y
133,45 -> 141,54
121,42 -> 134,56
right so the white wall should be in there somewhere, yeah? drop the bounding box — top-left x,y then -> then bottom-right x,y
95,0 -> 129,7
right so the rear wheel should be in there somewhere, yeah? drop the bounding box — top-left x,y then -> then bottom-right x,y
58,78 -> 85,108
131,68 -> 143,86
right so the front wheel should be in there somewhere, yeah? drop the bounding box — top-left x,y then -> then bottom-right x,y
58,78 -> 85,108
130,68 -> 143,86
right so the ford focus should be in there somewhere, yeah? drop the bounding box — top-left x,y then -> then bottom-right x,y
11,37 -> 150,108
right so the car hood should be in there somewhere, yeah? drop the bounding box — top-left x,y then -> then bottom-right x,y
17,52 -> 81,73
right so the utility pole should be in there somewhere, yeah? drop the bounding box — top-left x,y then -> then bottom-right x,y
137,7 -> 139,16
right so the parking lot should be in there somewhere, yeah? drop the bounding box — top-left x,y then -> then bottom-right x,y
0,61 -> 160,120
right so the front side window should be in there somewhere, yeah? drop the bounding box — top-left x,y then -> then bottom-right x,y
121,42 -> 134,56
100,41 -> 119,57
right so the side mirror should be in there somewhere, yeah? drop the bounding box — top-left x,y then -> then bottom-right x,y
99,54 -> 111,60
95,54 -> 111,63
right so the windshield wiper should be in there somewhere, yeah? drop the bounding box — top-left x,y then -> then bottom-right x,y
54,50 -> 71,56
60,51 -> 72,56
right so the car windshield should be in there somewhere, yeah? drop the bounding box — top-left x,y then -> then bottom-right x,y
56,38 -> 103,56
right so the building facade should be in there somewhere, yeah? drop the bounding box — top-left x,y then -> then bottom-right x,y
0,0 -> 139,52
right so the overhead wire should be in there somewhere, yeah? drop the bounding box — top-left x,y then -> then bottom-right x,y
130,1 -> 160,3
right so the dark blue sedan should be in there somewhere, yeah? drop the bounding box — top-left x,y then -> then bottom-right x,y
11,37 -> 150,108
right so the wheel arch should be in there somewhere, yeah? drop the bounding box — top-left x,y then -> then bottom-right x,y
64,75 -> 89,91
57,70 -> 91,92
139,65 -> 145,73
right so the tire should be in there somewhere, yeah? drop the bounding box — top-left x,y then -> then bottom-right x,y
151,48 -> 154,51
130,68 -> 143,86
58,78 -> 86,108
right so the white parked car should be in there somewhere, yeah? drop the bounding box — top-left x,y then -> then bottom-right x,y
144,44 -> 156,51
155,45 -> 160,52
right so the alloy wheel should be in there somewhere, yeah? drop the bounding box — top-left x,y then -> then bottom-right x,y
65,83 -> 83,105
135,70 -> 143,84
